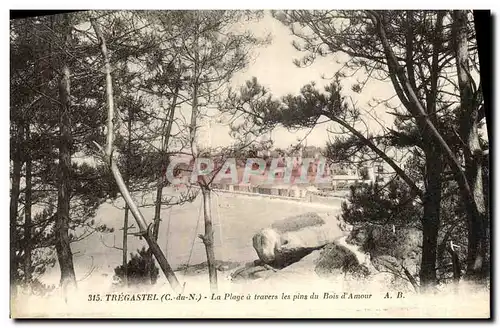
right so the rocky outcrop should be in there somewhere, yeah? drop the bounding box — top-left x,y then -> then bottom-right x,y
234,238 -> 372,284
252,212 -> 342,268
233,221 -> 419,293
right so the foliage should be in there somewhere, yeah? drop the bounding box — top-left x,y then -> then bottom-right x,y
340,163 -> 473,284
113,247 -> 159,287
340,179 -> 422,229
9,12 -> 117,289
10,9 -> 489,296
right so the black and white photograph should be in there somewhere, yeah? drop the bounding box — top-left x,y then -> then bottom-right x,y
9,9 -> 491,318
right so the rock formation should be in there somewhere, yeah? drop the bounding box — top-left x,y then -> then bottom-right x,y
252,212 -> 342,268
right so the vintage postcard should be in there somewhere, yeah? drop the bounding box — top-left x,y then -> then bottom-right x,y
10,9 -> 491,318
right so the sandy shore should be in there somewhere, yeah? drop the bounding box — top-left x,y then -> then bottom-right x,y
11,192 -> 490,318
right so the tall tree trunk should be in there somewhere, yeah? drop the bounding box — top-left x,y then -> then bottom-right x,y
200,185 -> 218,292
418,11 -> 445,290
121,107 -> 133,287
419,146 -> 442,290
150,86 -> 178,282
10,122 -> 24,300
453,10 -> 488,280
190,14 -> 218,292
149,179 -> 163,285
153,89 -> 178,242
153,187 -> 163,241
122,112 -> 130,287
24,124 -> 33,289
56,63 -> 77,296
122,205 -> 129,286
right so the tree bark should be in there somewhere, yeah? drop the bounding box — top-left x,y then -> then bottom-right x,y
419,146 -> 442,290
153,187 -> 163,241
122,205 -> 129,286
122,106 -> 133,287
56,63 -> 77,295
418,12 -> 445,290
200,185 -> 218,293
10,122 -> 24,300
153,88 -> 178,242
453,10 -> 488,280
447,243 -> 462,284
24,124 -> 33,289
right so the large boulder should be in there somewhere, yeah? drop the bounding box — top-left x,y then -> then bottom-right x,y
257,238 -> 372,286
252,212 -> 342,268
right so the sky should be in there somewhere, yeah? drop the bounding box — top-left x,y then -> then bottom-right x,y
197,11 -> 398,150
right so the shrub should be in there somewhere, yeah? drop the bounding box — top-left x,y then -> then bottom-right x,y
113,247 -> 159,287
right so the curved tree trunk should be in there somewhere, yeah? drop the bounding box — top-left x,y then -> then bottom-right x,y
91,17 -> 181,292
